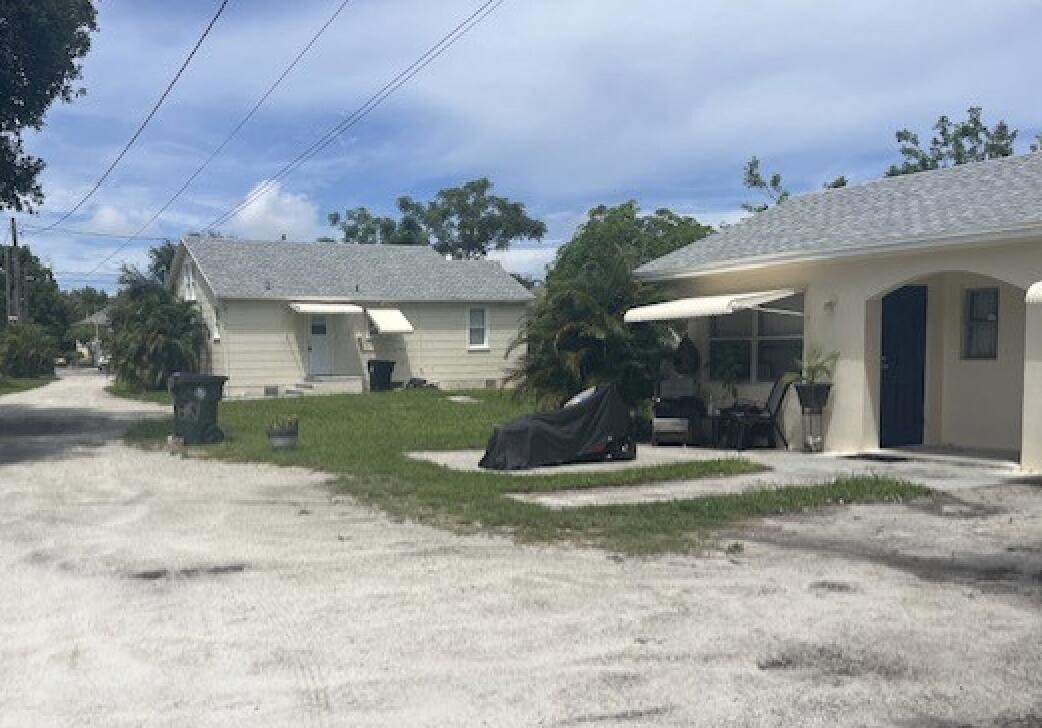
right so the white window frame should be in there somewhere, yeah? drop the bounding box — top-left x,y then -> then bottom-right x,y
467,307 -> 489,351
709,295 -> 804,384
182,263 -> 197,302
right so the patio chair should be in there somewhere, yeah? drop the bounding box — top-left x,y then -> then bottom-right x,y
720,377 -> 790,451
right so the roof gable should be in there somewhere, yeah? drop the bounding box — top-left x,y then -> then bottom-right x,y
181,238 -> 533,303
637,152 -> 1042,277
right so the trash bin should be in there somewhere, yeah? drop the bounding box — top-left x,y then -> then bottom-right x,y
168,373 -> 229,444
367,359 -> 395,392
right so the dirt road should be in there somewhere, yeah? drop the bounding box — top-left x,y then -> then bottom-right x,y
1,373 -> 1039,726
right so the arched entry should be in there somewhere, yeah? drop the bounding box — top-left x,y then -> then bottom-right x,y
867,271 -> 1026,459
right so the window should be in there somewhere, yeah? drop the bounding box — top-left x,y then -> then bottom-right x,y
468,307 -> 488,349
709,293 -> 804,382
962,287 -> 999,359
182,263 -> 196,301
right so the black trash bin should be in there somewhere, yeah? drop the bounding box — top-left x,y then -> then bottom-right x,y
367,359 -> 395,392
168,373 -> 229,444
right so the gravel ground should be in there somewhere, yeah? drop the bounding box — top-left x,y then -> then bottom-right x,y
1,373 -> 1040,727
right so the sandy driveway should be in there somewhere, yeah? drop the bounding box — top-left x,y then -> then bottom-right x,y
1,373 -> 1040,727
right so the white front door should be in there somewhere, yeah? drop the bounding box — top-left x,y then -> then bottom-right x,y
308,315 -> 332,376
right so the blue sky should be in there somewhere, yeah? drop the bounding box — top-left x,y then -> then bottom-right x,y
12,0 -> 1042,291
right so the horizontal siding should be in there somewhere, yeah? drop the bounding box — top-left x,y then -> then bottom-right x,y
368,303 -> 527,388
223,301 -> 306,388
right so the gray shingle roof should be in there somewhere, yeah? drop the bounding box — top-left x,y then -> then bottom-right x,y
182,238 -> 534,303
637,152 -> 1042,277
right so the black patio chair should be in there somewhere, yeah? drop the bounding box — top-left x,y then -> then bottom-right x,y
721,377 -> 790,451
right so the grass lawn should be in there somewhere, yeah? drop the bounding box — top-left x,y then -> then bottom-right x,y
125,389 -> 930,554
107,381 -> 172,405
0,376 -> 55,397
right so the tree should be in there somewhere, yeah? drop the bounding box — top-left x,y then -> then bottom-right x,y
147,240 -> 178,284
885,106 -> 1017,177
0,0 -> 98,211
62,285 -> 109,322
107,268 -> 204,390
741,157 -> 789,213
0,243 -> 72,345
0,323 -> 57,377
507,203 -> 712,406
1031,133 -> 1042,153
328,178 -> 546,258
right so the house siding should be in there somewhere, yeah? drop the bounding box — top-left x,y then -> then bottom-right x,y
364,302 -> 526,389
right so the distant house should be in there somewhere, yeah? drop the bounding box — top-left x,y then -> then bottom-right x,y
627,152 -> 1042,472
169,237 -> 533,397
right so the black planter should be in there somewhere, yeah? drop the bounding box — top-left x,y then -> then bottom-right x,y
795,383 -> 832,414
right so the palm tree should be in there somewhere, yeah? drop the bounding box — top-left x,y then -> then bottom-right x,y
107,269 -> 204,391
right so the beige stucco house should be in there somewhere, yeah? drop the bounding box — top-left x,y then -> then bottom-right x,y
170,237 -> 533,397
627,152 -> 1042,472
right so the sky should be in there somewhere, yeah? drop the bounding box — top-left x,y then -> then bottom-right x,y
11,0 -> 1042,291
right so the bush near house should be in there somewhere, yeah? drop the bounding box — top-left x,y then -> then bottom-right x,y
0,323 -> 57,378
107,270 -> 205,391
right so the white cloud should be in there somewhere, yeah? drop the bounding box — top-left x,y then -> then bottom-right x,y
227,180 -> 321,241
489,244 -> 560,279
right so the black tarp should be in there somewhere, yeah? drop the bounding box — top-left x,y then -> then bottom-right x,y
478,384 -> 635,470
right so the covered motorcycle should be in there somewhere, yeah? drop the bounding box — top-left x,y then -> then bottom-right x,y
478,384 -> 636,470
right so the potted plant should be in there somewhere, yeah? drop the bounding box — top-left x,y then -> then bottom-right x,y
267,415 -> 299,450
786,348 -> 839,413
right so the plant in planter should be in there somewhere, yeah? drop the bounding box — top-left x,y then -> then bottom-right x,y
267,415 -> 299,450
786,348 -> 839,413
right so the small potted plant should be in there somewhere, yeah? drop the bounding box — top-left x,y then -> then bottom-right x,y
786,348 -> 839,414
267,415 -> 299,450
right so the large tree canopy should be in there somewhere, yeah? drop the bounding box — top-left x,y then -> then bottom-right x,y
328,178 -> 546,258
508,203 -> 712,407
0,0 -> 98,211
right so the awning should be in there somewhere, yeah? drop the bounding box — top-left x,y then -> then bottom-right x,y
288,302 -> 364,315
1027,282 -> 1042,305
624,289 -> 799,323
367,308 -> 414,334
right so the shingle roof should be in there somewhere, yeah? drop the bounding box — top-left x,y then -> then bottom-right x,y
182,238 -> 534,302
636,152 -> 1042,277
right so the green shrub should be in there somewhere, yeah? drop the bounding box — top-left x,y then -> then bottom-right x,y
0,324 -> 58,377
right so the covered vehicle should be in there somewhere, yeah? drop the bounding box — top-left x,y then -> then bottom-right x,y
479,384 -> 636,470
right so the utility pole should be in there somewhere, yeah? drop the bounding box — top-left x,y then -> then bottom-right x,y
9,217 -> 22,324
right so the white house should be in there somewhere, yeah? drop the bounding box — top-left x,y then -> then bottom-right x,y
627,152 -> 1042,472
169,237 -> 533,397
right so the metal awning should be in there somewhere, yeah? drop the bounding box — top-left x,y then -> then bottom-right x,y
367,308 -> 414,334
288,302 -> 364,315
624,288 -> 800,323
1027,281 -> 1042,305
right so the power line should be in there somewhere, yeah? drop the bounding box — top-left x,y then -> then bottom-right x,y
20,225 -> 168,241
36,0 -> 232,233
81,0 -> 356,276
206,0 -> 507,231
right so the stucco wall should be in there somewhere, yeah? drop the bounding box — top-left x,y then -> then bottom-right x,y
660,237 -> 1042,456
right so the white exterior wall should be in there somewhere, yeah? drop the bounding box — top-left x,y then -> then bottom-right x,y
173,262 -> 226,377
663,237 -> 1042,458
1023,302 -> 1042,472
220,300 -> 308,394
364,302 -> 526,389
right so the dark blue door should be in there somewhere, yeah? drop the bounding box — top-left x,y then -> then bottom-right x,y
880,285 -> 927,447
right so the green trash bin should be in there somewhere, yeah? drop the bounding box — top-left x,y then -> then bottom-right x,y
168,373 -> 229,444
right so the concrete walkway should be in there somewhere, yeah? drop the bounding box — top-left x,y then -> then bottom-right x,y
409,446 -> 1035,509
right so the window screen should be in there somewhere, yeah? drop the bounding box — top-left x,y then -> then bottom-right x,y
468,308 -> 487,348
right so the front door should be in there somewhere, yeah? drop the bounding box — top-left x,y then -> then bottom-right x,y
308,315 -> 332,376
880,285 -> 927,447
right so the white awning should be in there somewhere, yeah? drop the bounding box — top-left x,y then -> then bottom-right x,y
367,308 -> 414,334
1027,281 -> 1042,305
288,302 -> 364,315
624,289 -> 799,323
